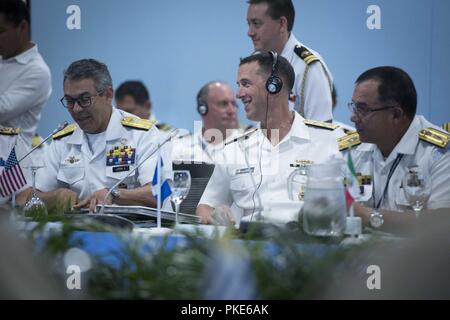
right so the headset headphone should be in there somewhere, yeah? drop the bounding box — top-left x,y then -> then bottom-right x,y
197,85 -> 209,116
265,51 -> 283,95
197,103 -> 208,116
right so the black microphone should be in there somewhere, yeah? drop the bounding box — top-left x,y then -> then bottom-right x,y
98,128 -> 179,214
224,128 -> 258,146
18,121 -> 69,163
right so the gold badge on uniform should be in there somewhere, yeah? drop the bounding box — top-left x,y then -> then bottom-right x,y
64,155 -> 81,164
120,138 -> 128,146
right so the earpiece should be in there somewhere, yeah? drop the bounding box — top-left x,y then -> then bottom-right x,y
265,51 -> 283,95
197,104 -> 208,116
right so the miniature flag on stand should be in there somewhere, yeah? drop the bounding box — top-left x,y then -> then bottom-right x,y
345,147 -> 360,207
343,147 -> 364,237
0,147 -> 27,198
151,157 -> 172,203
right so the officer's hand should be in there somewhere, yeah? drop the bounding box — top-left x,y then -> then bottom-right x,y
210,205 -> 235,226
15,187 -> 33,206
53,188 -> 79,209
352,202 -> 371,225
74,188 -> 111,213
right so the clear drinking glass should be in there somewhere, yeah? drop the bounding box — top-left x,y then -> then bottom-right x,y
23,166 -> 47,218
168,170 -> 191,225
302,161 -> 346,237
402,166 -> 431,216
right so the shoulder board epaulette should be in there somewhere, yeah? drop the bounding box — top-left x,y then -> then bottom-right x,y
419,127 -> 450,148
156,122 -> 171,131
294,45 -> 319,65
32,135 -> 43,148
0,127 -> 21,135
304,119 -> 338,130
343,128 -> 356,134
338,131 -> 361,151
53,123 -> 77,140
442,122 -> 450,133
121,117 -> 154,131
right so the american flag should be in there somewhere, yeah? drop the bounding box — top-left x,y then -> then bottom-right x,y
0,147 -> 27,198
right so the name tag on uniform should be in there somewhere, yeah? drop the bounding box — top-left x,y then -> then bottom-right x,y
235,167 -> 255,175
113,165 -> 130,173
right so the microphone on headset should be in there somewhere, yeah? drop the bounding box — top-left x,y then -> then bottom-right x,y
98,128 -> 179,214
18,121 -> 69,163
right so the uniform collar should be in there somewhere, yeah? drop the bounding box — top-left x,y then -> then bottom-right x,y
390,116 -> 421,156
289,111 -> 310,142
253,111 -> 310,149
2,43 -> 38,65
66,107 -> 121,145
281,33 -> 300,60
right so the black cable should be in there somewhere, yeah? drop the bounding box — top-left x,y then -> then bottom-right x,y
249,93 -> 270,222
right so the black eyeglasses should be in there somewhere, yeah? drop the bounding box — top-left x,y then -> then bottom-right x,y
347,102 -> 396,118
60,91 -> 103,109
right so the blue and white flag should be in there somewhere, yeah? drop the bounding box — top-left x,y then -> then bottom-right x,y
151,157 -> 172,202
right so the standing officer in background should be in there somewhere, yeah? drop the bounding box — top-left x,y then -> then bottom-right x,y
197,52 -> 340,225
172,81 -> 240,164
17,59 -> 171,212
115,80 -> 172,131
0,0 -> 52,148
246,0 -> 333,121
341,66 -> 450,234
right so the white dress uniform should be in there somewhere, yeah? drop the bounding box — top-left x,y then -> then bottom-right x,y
0,44 -> 52,147
349,115 -> 450,211
35,108 -> 171,200
198,112 -> 342,225
281,34 -> 333,122
172,129 -> 241,164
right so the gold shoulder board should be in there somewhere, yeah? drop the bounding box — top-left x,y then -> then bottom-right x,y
338,131 -> 361,151
442,122 -> 450,133
156,123 -> 171,131
121,117 -> 154,131
419,127 -> 450,148
294,45 -> 319,65
304,119 -> 338,130
0,127 -> 21,135
53,123 -> 77,140
32,135 -> 43,148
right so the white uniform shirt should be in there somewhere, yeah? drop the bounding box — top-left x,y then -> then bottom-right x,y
0,44 -> 52,147
172,129 -> 241,164
36,108 -> 170,200
199,112 -> 341,225
281,34 -> 333,121
352,115 -> 450,211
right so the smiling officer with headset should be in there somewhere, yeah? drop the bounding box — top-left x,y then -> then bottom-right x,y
196,52 -> 341,226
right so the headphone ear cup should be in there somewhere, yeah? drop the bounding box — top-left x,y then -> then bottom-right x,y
266,75 -> 283,95
197,104 -> 208,116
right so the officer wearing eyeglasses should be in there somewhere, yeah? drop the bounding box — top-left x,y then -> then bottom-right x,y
340,66 -> 450,234
17,59 -> 171,212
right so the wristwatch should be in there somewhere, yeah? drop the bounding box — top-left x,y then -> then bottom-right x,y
110,188 -> 120,202
369,209 -> 384,228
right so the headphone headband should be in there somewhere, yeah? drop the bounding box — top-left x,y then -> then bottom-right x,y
266,51 -> 283,95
